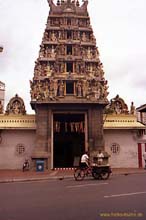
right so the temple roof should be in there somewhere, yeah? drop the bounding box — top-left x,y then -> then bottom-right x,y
0,114 -> 145,130
104,114 -> 145,130
0,81 -> 5,90
136,104 -> 146,112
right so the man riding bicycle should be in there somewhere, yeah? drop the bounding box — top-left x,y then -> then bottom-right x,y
80,151 -> 89,169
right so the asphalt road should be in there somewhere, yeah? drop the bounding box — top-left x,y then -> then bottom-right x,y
0,173 -> 146,220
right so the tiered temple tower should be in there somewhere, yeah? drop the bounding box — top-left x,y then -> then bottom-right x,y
30,0 -> 109,169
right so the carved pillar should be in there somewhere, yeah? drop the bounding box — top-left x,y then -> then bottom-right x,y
88,105 -> 104,155
47,108 -> 52,169
35,106 -> 48,152
32,105 -> 49,169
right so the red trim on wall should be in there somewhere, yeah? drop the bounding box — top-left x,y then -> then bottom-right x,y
138,143 -> 142,168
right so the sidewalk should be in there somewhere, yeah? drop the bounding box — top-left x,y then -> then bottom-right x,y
0,168 -> 145,183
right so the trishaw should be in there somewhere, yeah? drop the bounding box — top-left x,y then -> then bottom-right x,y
74,156 -> 112,181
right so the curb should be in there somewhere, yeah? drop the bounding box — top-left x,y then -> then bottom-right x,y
0,175 -> 74,184
0,171 -> 145,184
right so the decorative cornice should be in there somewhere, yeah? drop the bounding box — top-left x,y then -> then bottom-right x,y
0,115 -> 36,129
104,114 -> 145,130
0,114 -> 145,130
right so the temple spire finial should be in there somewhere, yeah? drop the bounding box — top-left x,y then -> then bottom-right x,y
57,0 -> 60,5
76,0 -> 79,6
47,0 -> 54,7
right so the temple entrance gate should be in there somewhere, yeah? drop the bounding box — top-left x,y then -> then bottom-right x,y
53,113 -> 86,168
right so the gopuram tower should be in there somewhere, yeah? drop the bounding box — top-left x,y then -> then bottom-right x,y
30,0 -> 109,169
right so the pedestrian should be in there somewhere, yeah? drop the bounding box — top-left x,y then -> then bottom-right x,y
80,151 -> 89,169
23,159 -> 29,172
143,151 -> 146,169
97,149 -> 104,165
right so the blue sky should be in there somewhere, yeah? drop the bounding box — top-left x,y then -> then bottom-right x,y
0,0 -> 146,113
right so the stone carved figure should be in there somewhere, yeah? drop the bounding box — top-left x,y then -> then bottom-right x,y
13,101 -> 21,114
43,87 -> 49,100
47,47 -> 52,58
49,80 -> 55,100
76,81 -> 82,97
39,45 -> 45,58
102,80 -> 109,99
82,80 -> 88,97
46,64 -> 53,77
58,31 -> 62,40
87,47 -> 91,59
60,45 -> 65,55
51,31 -> 57,41
51,46 -> 56,58
43,31 -> 49,41
81,47 -> 86,58
73,45 -> 80,56
86,80 -> 107,101
34,62 -> 42,78
130,102 -> 135,115
41,63 -> 48,76
82,32 -> 86,41
115,101 -> 122,114
60,63 -> 65,73
54,80 -> 58,97
0,101 -> 3,114
109,95 -> 129,114
58,80 -> 64,96
30,79 -> 60,101
5,94 -> 26,115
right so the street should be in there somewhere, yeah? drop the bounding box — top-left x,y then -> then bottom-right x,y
0,173 -> 146,220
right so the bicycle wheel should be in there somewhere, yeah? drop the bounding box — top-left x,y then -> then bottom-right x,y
100,172 -> 110,180
74,168 -> 85,181
92,171 -> 100,180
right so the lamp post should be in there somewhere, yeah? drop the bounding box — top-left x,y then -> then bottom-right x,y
0,45 -> 3,52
